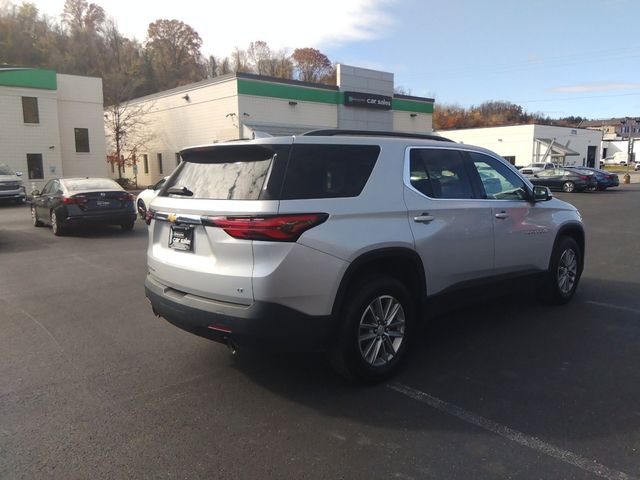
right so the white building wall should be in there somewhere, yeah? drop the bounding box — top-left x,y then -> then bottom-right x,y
532,125 -> 601,167
441,125 -> 536,166
393,111 -> 433,134
238,95 -> 337,135
0,85 -> 63,190
56,74 -> 107,178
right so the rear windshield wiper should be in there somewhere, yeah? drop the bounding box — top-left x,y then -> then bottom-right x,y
167,186 -> 194,196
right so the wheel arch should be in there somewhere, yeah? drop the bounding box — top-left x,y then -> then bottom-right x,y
331,248 -> 427,321
553,222 -> 585,272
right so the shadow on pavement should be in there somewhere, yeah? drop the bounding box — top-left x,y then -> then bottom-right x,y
221,279 -> 640,443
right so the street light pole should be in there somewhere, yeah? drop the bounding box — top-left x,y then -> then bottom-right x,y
624,118 -> 634,184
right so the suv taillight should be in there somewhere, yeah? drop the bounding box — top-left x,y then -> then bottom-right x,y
202,213 -> 329,242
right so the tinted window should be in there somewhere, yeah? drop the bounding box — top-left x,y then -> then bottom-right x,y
41,180 -> 54,195
22,97 -> 39,123
143,154 -> 149,174
163,144 -> 290,200
74,128 -> 90,152
27,153 -> 43,179
280,144 -> 379,200
64,178 -> 122,191
157,153 -> 163,174
469,152 -> 528,201
410,148 -> 474,199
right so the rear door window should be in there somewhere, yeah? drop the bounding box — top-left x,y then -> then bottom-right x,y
409,148 -> 475,199
162,144 -> 290,200
280,144 -> 380,199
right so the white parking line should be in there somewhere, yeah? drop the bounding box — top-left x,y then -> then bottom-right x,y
585,301 -> 640,315
388,383 -> 635,480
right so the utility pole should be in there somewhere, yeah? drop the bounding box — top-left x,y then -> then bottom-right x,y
624,117 -> 634,184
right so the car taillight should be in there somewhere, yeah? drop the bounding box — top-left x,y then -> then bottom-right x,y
63,195 -> 87,204
201,213 -> 329,242
144,208 -> 155,225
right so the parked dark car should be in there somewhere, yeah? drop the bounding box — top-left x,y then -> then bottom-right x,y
30,177 -> 136,235
566,167 -> 619,190
529,168 -> 598,193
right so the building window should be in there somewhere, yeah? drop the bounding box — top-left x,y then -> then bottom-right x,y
175,152 -> 181,165
143,154 -> 149,174
111,161 -> 115,173
74,128 -> 90,152
157,153 -> 163,174
22,97 -> 39,123
27,153 -> 44,179
502,156 -> 516,165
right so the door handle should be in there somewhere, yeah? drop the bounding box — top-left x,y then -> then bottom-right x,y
495,211 -> 509,219
414,213 -> 435,223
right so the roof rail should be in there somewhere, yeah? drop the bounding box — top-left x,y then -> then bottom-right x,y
301,129 -> 453,142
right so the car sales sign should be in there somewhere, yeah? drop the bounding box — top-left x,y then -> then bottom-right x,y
343,91 -> 392,110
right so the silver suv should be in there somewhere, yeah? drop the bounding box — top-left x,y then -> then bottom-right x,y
144,131 -> 585,382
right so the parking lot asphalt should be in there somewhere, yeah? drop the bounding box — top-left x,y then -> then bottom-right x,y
1,185 -> 640,480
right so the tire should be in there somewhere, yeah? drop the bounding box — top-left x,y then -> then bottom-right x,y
562,181 -> 575,193
329,275 -> 414,383
31,206 -> 44,227
50,210 -> 65,236
540,236 -> 581,305
137,199 -> 146,217
121,220 -> 135,231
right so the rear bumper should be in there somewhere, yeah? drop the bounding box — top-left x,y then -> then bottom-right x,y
64,211 -> 136,225
145,275 -> 337,352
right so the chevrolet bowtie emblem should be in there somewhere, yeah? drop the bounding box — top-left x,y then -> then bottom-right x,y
167,213 -> 177,223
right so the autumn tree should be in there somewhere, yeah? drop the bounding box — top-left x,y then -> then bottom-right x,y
291,47 -> 332,83
145,19 -> 206,90
104,91 -> 155,181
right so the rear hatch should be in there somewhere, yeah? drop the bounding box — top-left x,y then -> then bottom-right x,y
147,141 -> 292,305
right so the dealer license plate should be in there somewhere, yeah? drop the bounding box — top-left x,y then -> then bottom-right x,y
169,225 -> 194,252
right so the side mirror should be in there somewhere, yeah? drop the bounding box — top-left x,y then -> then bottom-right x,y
15,171 -> 23,177
533,186 -> 552,202
31,189 -> 41,197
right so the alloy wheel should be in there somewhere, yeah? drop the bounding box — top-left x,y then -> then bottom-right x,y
358,295 -> 405,367
557,248 -> 577,295
562,181 -> 575,193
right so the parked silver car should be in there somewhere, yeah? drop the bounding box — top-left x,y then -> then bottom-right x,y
144,131 -> 585,382
0,164 -> 26,204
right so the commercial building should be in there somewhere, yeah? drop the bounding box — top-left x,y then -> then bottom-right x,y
0,67 -> 107,191
107,64 -> 434,185
440,124 -> 602,168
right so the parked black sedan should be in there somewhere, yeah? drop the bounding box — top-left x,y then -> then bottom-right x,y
30,178 -> 136,235
528,168 -> 598,193
566,167 -> 619,190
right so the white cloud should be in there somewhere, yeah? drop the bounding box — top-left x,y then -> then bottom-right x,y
551,82 -> 640,93
31,0 -> 397,57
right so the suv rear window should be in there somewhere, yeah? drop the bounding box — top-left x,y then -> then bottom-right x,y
162,144 -> 290,200
281,144 -> 379,199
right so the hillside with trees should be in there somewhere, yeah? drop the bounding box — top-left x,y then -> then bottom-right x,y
0,0 -> 336,105
434,101 -> 587,130
1,0 -> 589,128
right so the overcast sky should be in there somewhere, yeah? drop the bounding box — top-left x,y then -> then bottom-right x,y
26,0 -> 640,119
